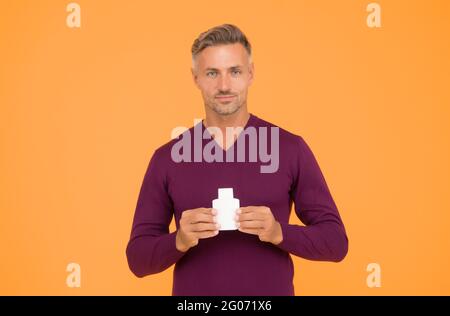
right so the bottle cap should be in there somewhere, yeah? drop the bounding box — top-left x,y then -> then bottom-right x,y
218,188 -> 234,199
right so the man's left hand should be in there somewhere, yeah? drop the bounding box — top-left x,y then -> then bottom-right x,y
236,206 -> 283,245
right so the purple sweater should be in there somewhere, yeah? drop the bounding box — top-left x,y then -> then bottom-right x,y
126,113 -> 348,295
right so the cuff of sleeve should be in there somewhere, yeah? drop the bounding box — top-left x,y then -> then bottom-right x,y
276,222 -> 303,254
164,231 -> 187,263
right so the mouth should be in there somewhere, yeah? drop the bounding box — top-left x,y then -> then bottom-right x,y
215,95 -> 236,102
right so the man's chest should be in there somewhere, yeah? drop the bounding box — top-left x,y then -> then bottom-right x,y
167,161 -> 293,220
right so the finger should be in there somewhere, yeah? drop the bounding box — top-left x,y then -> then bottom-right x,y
238,220 -> 265,229
236,212 -> 266,222
238,206 -> 266,215
191,212 -> 216,224
196,230 -> 219,239
184,208 -> 216,221
195,207 -> 216,215
238,227 -> 260,236
237,207 -> 254,214
190,222 -> 220,232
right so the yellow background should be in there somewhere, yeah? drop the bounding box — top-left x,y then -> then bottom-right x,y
1,0 -> 449,295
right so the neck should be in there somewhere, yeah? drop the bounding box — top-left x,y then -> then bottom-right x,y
204,107 -> 250,131
203,106 -> 251,150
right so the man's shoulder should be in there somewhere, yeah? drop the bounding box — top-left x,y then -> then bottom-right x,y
152,137 -> 181,160
150,123 -> 198,159
253,114 -> 304,149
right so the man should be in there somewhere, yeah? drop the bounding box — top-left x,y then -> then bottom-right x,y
126,24 -> 348,295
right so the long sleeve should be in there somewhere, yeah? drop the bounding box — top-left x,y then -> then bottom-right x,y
126,148 -> 186,278
276,136 -> 349,262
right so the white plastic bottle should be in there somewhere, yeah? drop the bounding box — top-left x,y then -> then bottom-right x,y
212,188 -> 240,231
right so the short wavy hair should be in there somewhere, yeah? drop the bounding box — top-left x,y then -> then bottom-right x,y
191,24 -> 252,59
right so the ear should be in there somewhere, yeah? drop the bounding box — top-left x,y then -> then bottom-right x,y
191,67 -> 200,88
248,62 -> 255,86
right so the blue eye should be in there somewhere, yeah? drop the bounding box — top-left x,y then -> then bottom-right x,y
207,72 -> 217,78
231,70 -> 241,76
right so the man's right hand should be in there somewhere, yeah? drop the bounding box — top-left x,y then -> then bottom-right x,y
176,208 -> 220,252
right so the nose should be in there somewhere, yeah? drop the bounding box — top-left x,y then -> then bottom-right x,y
217,74 -> 231,92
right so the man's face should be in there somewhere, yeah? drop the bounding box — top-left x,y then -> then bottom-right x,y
192,43 -> 254,116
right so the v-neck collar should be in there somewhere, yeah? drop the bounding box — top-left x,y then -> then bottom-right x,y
201,113 -> 257,153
